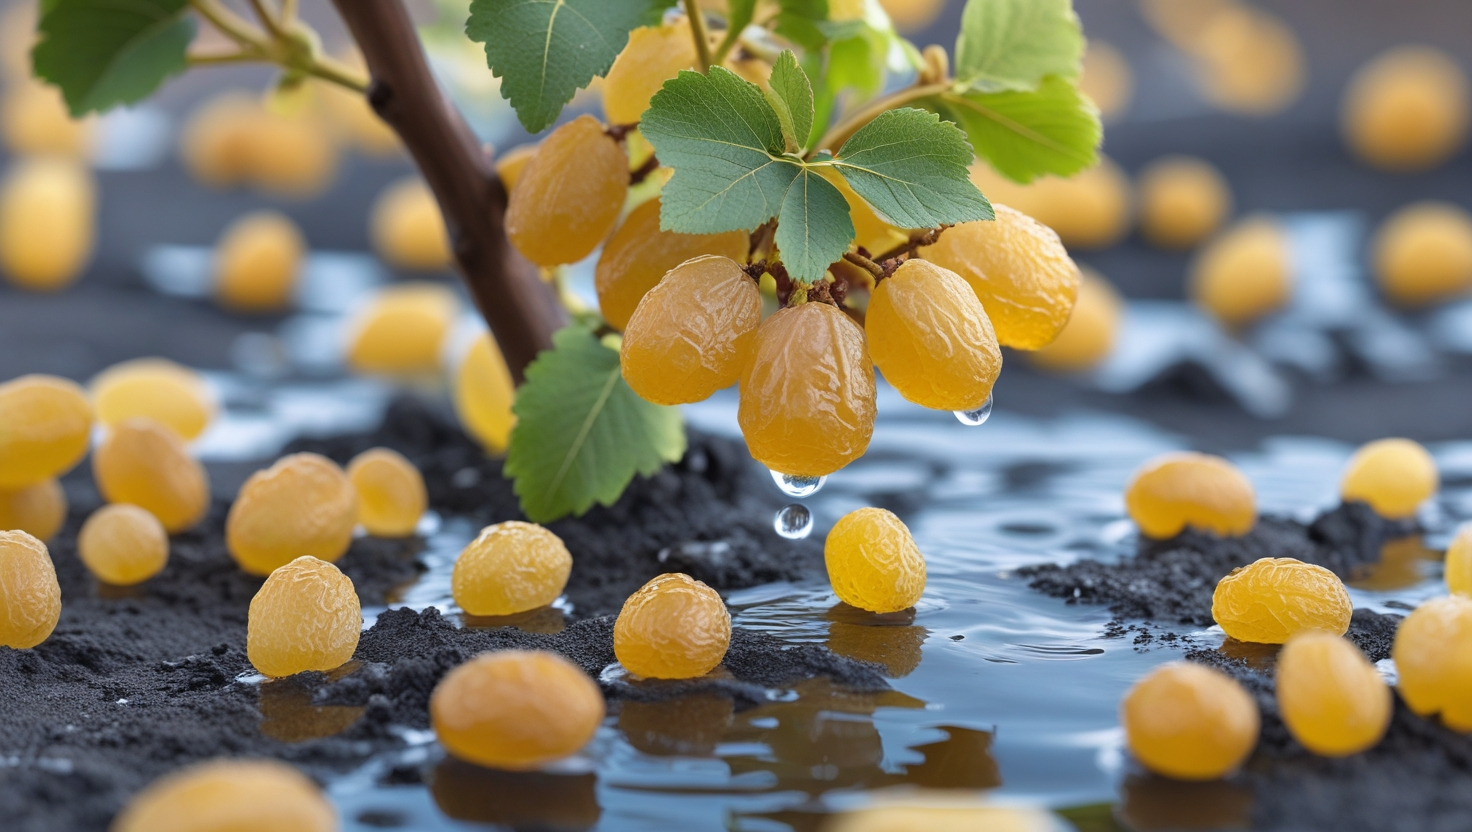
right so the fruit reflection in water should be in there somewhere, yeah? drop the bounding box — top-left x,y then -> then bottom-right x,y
431,758 -> 600,831
258,671 -> 366,743
619,693 -> 734,757
1119,773 -> 1254,832
825,603 -> 928,678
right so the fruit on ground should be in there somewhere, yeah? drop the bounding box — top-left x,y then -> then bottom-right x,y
78,503 -> 169,586
452,521 -> 572,616
505,115 -> 628,267
1028,267 -> 1122,373
90,358 -> 215,441
614,572 -> 732,679
969,158 -> 1132,250
0,479 -> 66,542
1339,437 -> 1438,519
0,374 -> 93,489
1125,452 -> 1256,539
1342,46 -> 1469,172
247,555 -> 361,678
227,453 -> 358,576
1121,662 -> 1259,780
1212,557 -> 1352,644
1448,523 -> 1472,597
346,447 -> 427,538
453,333 -> 517,454
1393,595 -> 1472,731
621,255 -> 762,405
1372,202 -> 1472,307
214,211 -> 306,313
370,177 -> 451,272
0,157 -> 96,292
0,530 -> 61,649
431,650 -> 605,769
825,507 -> 927,614
1276,630 -> 1391,757
93,418 -> 210,534
1081,39 -> 1134,120
1138,155 -> 1232,250
603,18 -> 697,125
112,758 -> 336,832
738,302 -> 876,479
346,282 -> 459,375
866,258 -> 1002,411
1190,216 -> 1292,328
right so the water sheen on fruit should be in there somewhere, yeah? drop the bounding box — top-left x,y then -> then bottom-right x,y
1121,662 -> 1259,781
505,115 -> 628,267
1393,595 -> 1472,731
248,555 -> 361,678
1125,452 -> 1256,539
1276,631 -> 1391,757
113,758 -> 337,832
603,19 -> 698,125
453,333 -> 517,454
78,503 -> 169,586
0,479 -> 66,542
93,417 -> 211,534
0,374 -> 92,489
1212,557 -> 1352,644
825,507 -> 927,614
615,573 -> 732,679
227,453 -> 358,576
1340,437 -> 1438,519
90,358 -> 215,441
347,447 -> 427,538
452,521 -> 572,617
0,530 -> 61,649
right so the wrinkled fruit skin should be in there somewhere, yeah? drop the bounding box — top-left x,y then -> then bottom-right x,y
1393,595 -> 1472,731
247,555 -> 361,678
1372,201 -> 1472,307
1448,523 -> 1472,597
825,507 -> 927,614
370,176 -> 451,272
1276,631 -> 1391,757
0,479 -> 66,542
614,573 -> 731,679
347,447 -> 427,538
505,115 -> 628,267
1028,267 -> 1122,373
112,758 -> 336,832
738,303 -> 876,479
214,211 -> 305,313
867,258 -> 1002,412
1190,216 -> 1292,328
78,503 -> 169,586
1342,46 -> 1469,172
227,453 -> 358,576
452,521 -> 572,617
93,417 -> 211,534
90,358 -> 215,441
1121,662 -> 1259,781
1340,437 -> 1438,520
621,255 -> 762,406
0,530 -> 61,649
0,374 -> 93,489
1125,452 -> 1257,539
347,283 -> 458,375
1138,155 -> 1232,250
919,205 -> 1080,350
431,650 -> 605,769
1212,557 -> 1352,644
603,19 -> 697,125
453,333 -> 517,454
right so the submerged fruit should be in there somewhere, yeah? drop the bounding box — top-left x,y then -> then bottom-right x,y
0,530 -> 61,649
1125,452 -> 1256,539
1342,46 -> 1469,172
214,211 -> 306,313
1138,155 -> 1232,250
1121,662 -> 1259,781
453,333 -> 517,454
1339,438 -> 1438,519
227,453 -> 358,576
247,555 -> 361,678
78,503 -> 169,586
1190,216 -> 1292,328
347,447 -> 426,538
346,282 -> 459,375
90,358 -> 215,441
0,479 -> 66,542
1448,523 -> 1472,597
1393,595 -> 1472,731
452,521 -> 571,616
614,573 -> 732,679
1212,557 -> 1352,644
1028,267 -> 1122,373
93,418 -> 211,534
1372,202 -> 1472,307
505,115 -> 628,266
603,19 -> 698,125
370,177 -> 452,272
113,758 -> 336,832
0,157 -> 96,292
431,650 -> 605,769
0,374 -> 92,489
1276,630 -> 1391,757
825,507 -> 927,614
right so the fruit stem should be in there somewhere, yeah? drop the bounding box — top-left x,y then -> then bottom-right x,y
814,81 -> 952,155
246,0 -> 286,39
629,153 -> 661,185
842,251 -> 885,282
189,0 -> 368,91
748,219 -> 776,263
874,224 -> 952,262
683,0 -> 716,74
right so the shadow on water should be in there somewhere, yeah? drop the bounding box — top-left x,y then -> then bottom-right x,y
430,758 -> 602,831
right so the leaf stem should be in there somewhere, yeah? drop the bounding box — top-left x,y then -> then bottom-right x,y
188,0 -> 367,93
187,49 -> 264,66
189,0 -> 271,50
683,0 -> 715,73
305,54 -> 371,92
814,81 -> 951,155
247,0 -> 286,39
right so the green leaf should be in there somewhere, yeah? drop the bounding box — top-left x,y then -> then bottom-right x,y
773,0 -> 829,49
825,21 -> 886,99
833,107 -> 993,229
776,168 -> 854,284
466,0 -> 650,133
765,50 -> 814,153
938,75 -> 1100,183
31,0 -> 194,116
715,0 -> 758,58
642,67 -> 801,234
953,0 -> 1083,92
641,0 -> 679,26
505,326 -> 686,523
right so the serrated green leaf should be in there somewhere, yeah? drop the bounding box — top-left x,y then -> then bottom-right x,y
954,0 -> 1083,92
31,0 -> 193,116
766,50 -> 814,153
938,75 -> 1100,183
833,107 -> 993,228
776,167 -> 854,284
466,0 -> 649,133
773,0 -> 829,49
715,0 -> 758,58
642,67 -> 802,234
505,326 -> 686,523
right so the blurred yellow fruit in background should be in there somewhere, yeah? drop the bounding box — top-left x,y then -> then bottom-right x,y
1028,267 -> 1123,373
1081,40 -> 1134,120
454,332 -> 517,454
113,759 -> 336,832
1192,5 -> 1305,116
371,177 -> 452,271
179,92 -> 338,198
214,211 -> 306,313
0,479 -> 66,542
1,79 -> 93,157
1190,216 -> 1292,329
878,0 -> 946,32
1343,46 -> 1469,172
1372,202 -> 1472,307
0,157 -> 96,292
346,283 -> 459,375
971,158 -> 1132,250
1138,155 -> 1233,250
91,358 -> 215,442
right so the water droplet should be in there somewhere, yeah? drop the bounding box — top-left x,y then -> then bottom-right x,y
771,470 -> 826,497
954,393 -> 994,426
774,504 -> 814,539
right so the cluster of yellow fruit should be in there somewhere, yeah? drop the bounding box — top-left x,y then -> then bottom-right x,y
1138,0 -> 1305,116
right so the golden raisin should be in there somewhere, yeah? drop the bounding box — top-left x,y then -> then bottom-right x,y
346,282 -> 459,375
866,258 -> 1002,411
614,573 -> 731,679
1137,155 -> 1232,250
918,204 -> 1080,350
969,158 -> 1133,250
0,374 -> 93,489
0,530 -> 61,649
1191,5 -> 1304,117
1125,452 -> 1256,539
0,157 -> 96,292
347,447 -> 427,538
214,211 -> 306,313
1372,202 -> 1472,307
1,79 -> 93,157
1342,46 -> 1468,172
78,503 -> 169,586
1340,437 -> 1438,519
90,358 -> 215,441
621,255 -> 762,406
1448,523 -> 1472,597
227,453 -> 358,576
247,555 -> 361,678
1190,216 -> 1292,328
824,795 -> 1058,832
825,507 -> 927,614
179,93 -> 262,188
1028,267 -> 1122,373
112,758 -> 336,832
452,521 -> 571,617
1275,630 -> 1391,757
0,479 -> 66,542
603,19 -> 697,125
1393,595 -> 1472,731
494,143 -> 537,193
505,115 -> 628,267
1080,39 -> 1134,120
370,177 -> 451,272
452,333 -> 517,454
738,302 -> 876,479
247,110 -> 339,200
431,650 -> 605,769
1212,557 -> 1352,644
1121,662 -> 1258,781
93,417 -> 211,534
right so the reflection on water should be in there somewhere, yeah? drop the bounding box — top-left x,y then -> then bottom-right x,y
259,664 -> 366,743
619,694 -> 734,758
462,605 -> 567,634
431,758 -> 601,830
825,603 -> 929,678
1351,536 -> 1442,592
1118,774 -> 1253,831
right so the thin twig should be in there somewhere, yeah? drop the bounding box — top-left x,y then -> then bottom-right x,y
307,54 -> 370,92
814,81 -> 951,155
280,0 -> 298,27
187,49 -> 264,66
842,251 -> 885,282
247,0 -> 286,39
189,0 -> 270,50
874,224 -> 952,262
629,153 -> 660,185
683,0 -> 715,73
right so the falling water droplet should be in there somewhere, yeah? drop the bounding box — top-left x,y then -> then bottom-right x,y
771,470 -> 827,497
954,392 -> 994,426
774,504 -> 814,539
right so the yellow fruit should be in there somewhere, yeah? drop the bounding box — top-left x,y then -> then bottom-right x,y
77,503 -> 169,586
179,93 -> 262,188
603,19 -> 698,125
1125,452 -> 1256,539
0,374 -> 92,489
227,453 -> 358,576
1212,557 -> 1352,644
1121,662 -> 1258,781
370,177 -> 452,272
317,79 -> 400,157
505,115 -> 629,267
866,258 -> 1001,410
346,283 -> 459,375
1,79 -> 92,157
614,572 -> 732,679
738,302 -> 876,478
453,333 -> 517,454
90,358 -> 215,442
1372,202 -> 1472,307
1190,216 -> 1292,328
970,158 -> 1132,250
1137,0 -> 1234,52
1449,523 -> 1472,597
214,211 -> 306,313
0,530 -> 61,649
0,479 -> 66,542
1343,46 -> 1469,172
1028,267 -> 1122,373
247,555 -> 361,678
1394,595 -> 1472,731
824,507 -> 926,614
823,168 -> 910,257
1276,630 -> 1391,757
1340,438 -> 1438,519
1192,5 -> 1305,117
0,157 -> 96,292
823,794 -> 1059,832
1138,155 -> 1232,250
878,0 -> 946,32
347,447 -> 426,538
452,521 -> 572,617
1081,39 -> 1134,120
595,197 -> 749,331
494,144 -> 537,193
93,418 -> 210,534
249,111 -> 338,199
113,759 -> 336,832
180,92 -> 338,196
431,650 -> 605,769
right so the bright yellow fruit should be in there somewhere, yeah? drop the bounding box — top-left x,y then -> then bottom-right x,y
227,453 -> 358,576
453,333 -> 517,454
878,0 -> 946,32
1212,558 -> 1352,644
1192,5 -> 1305,117
823,794 -> 1059,832
1393,595 -> 1472,731
495,144 -> 537,193
1138,155 -> 1232,250
505,115 -> 628,266
0,157 -> 96,292
90,358 -> 215,442
247,555 -> 361,678
1125,452 -> 1256,539
347,447 -> 426,538
825,507 -> 926,614
603,18 -> 698,125
214,211 -> 306,313
178,93 -> 338,197
77,503 -> 169,586
112,759 -> 336,832
93,418 -> 210,534
1372,202 -> 1472,307
970,158 -> 1132,250
179,93 -> 263,188
1342,46 -> 1469,172
615,572 -> 732,679
1081,39 -> 1134,120
1028,267 -> 1122,373
1190,216 -> 1292,328
1340,438 -> 1438,519
0,530 -> 61,649
1121,662 -> 1258,781
451,521 -> 572,617
370,177 -> 452,272
0,374 -> 93,489
346,282 -> 459,375
1,79 -> 92,157
0,479 -> 66,542
1276,630 -> 1391,757
1448,523 -> 1472,597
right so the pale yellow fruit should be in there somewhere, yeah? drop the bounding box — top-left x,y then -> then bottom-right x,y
112,759 -> 336,832
453,333 -> 517,454
0,530 -> 61,649
179,93 -> 263,188
1192,5 -> 1305,117
970,158 -> 1132,250
0,480 -> 67,542
371,177 -> 451,272
823,793 -> 1059,832
0,157 -> 96,292
1372,202 -> 1472,307
179,92 -> 338,197
250,111 -> 338,199
347,447 -> 427,538
1028,267 -> 1123,373
878,0 -> 946,32
1138,156 -> 1233,250
1081,40 -> 1134,120
77,503 -> 169,586
90,358 -> 216,442
1340,438 -> 1438,520
1190,216 -> 1292,329
603,19 -> 698,126
1343,47 -> 1469,172
495,144 -> 537,193
346,283 -> 459,375
214,211 -> 306,313
1,79 -> 93,157
317,78 -> 400,157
